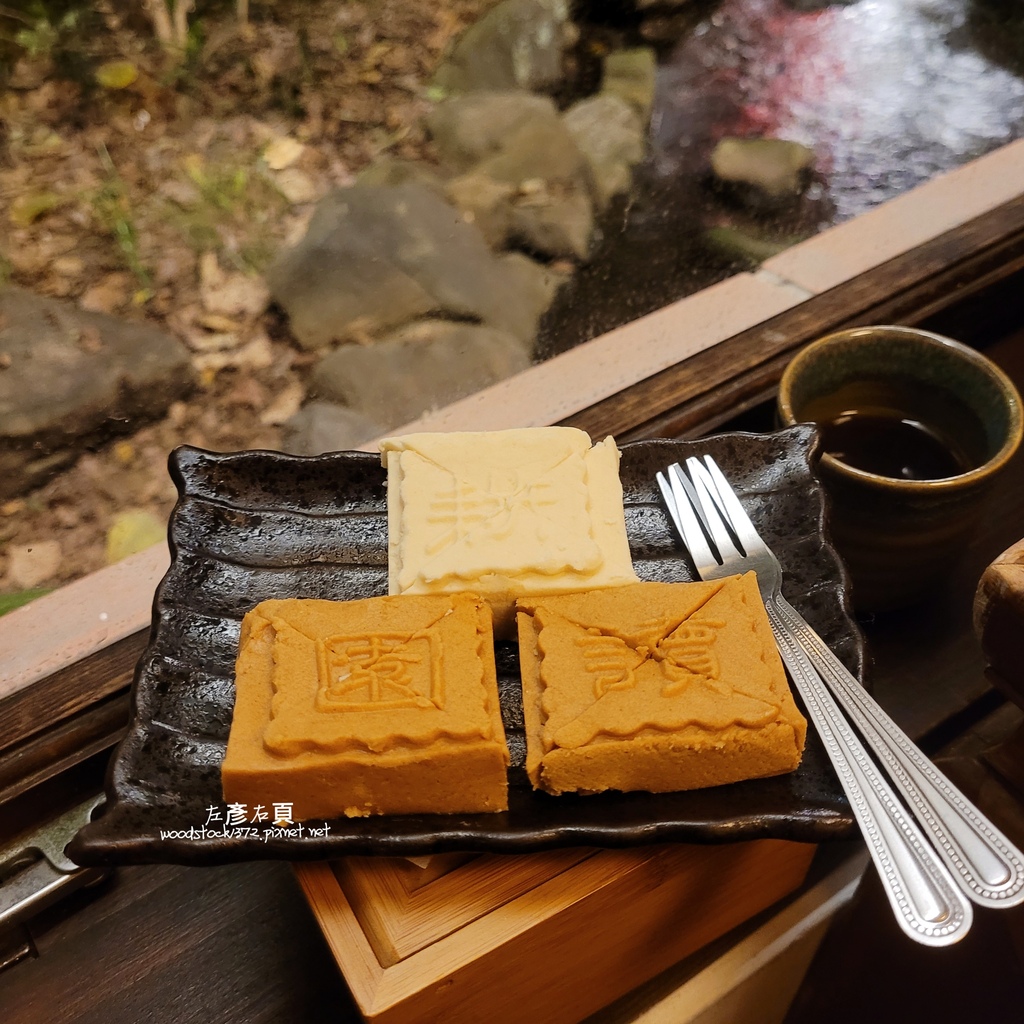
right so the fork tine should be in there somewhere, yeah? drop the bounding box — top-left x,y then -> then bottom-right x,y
663,464 -> 719,572
684,457 -> 745,563
700,456 -> 764,554
667,462 -> 712,539
655,470 -> 685,542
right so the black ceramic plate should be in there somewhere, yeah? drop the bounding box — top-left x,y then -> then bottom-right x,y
69,425 -> 864,866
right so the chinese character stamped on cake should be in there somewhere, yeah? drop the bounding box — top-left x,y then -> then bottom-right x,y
157,802 -> 332,841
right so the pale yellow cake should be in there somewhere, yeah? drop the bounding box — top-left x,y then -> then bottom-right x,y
380,427 -> 639,632
222,593 -> 510,820
516,574 -> 806,796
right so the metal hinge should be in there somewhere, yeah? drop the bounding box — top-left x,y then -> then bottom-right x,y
0,793 -> 111,969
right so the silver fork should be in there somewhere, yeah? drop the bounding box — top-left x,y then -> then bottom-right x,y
657,457 -> 975,946
673,455 -> 1024,911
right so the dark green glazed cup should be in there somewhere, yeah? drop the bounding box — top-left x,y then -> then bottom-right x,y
777,326 -> 1023,612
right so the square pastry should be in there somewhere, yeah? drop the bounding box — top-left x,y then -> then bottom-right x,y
222,593 -> 509,820
380,427 -> 639,631
516,574 -> 806,796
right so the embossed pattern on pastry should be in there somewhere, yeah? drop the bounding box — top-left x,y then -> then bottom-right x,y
222,592 -> 509,820
380,427 -> 639,630
517,574 -> 807,796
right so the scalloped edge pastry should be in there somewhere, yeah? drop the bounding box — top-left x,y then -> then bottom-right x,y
516,574 -> 806,796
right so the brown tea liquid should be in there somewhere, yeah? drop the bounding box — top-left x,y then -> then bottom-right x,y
801,377 -> 989,481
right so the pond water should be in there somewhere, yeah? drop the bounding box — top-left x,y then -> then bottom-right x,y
537,0 -> 1024,358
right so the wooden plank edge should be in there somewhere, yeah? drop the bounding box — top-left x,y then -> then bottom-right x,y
0,690 -> 130,805
0,630 -> 145,758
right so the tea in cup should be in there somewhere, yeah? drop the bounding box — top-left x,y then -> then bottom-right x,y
777,326 -> 1023,612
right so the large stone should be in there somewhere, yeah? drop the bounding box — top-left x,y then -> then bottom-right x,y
445,172 -> 517,248
428,90 -> 594,267
602,48 -> 658,122
310,319 -> 531,425
428,92 -> 593,259
266,183 -> 540,349
563,93 -> 645,209
711,138 -> 816,198
355,156 -> 449,197
280,401 -> 387,455
475,109 -> 590,189
433,0 -> 572,95
510,184 -> 594,260
0,285 -> 193,498
497,252 -> 568,327
427,92 -> 572,176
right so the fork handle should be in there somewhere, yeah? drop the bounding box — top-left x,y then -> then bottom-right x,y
774,594 -> 1024,909
764,601 -> 972,945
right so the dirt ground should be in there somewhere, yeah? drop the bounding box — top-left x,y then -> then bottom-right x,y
0,0 -> 497,599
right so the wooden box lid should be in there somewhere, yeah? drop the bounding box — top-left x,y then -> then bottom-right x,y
297,839 -> 816,1024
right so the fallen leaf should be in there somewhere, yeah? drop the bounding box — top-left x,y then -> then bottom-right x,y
113,440 -> 135,465
187,330 -> 240,353
274,167 -> 320,204
264,136 -> 305,170
231,333 -> 275,370
260,379 -> 305,425
52,255 -> 86,277
159,178 -> 201,207
192,333 -> 274,373
10,192 -> 63,227
105,510 -> 165,564
80,272 -> 131,314
199,252 -> 270,317
96,60 -> 139,90
199,312 -> 241,332
363,41 -> 391,69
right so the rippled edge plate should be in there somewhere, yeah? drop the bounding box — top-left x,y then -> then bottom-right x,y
69,425 -> 864,866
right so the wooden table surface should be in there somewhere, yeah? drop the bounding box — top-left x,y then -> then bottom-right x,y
3,326 -> 1024,1023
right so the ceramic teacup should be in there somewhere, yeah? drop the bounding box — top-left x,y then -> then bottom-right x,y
777,325 -> 1023,612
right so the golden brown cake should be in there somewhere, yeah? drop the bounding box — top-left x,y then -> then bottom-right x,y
516,574 -> 806,796
380,427 -> 639,633
222,593 -> 510,820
